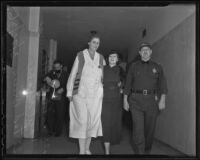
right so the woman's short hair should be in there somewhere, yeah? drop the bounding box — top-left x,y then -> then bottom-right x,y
108,50 -> 118,57
106,50 -> 119,64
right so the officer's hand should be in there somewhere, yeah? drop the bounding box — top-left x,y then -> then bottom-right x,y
68,96 -> 73,101
158,99 -> 165,110
158,94 -> 166,110
123,100 -> 129,111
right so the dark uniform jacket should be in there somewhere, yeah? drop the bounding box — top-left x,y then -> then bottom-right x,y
124,60 -> 168,98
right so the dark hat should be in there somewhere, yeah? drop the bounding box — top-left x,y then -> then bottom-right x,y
139,42 -> 152,50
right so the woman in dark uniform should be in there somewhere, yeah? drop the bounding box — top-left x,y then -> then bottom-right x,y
101,50 -> 125,154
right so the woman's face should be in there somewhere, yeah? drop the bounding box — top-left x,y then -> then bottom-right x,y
88,37 -> 100,51
108,53 -> 118,66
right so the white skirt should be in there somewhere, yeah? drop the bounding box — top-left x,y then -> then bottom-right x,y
69,86 -> 103,139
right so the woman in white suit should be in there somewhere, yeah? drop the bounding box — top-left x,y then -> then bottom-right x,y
66,35 -> 106,154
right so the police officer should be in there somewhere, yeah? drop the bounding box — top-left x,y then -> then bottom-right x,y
123,43 -> 168,154
44,60 -> 68,136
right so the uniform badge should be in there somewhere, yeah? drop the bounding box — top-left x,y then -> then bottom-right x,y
152,68 -> 157,73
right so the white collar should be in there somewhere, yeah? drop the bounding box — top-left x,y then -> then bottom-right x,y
83,49 -> 99,61
83,48 -> 98,54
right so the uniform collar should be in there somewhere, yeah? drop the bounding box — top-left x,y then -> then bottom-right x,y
141,60 -> 150,64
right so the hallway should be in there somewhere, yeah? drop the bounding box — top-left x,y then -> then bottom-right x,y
7,125 -> 184,156
5,4 -> 196,158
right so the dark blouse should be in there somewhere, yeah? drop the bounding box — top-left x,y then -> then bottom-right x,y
103,65 -> 124,99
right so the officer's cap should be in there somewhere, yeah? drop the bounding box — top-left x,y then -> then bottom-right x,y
139,43 -> 152,50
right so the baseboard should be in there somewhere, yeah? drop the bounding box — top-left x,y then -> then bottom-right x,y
154,138 -> 189,156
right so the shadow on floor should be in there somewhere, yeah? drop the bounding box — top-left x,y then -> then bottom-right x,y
7,124 -> 185,156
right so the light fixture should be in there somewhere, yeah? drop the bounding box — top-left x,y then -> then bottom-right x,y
142,28 -> 146,38
22,90 -> 28,96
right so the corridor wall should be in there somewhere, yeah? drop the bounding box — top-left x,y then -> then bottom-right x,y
153,13 -> 196,155
6,7 -> 30,149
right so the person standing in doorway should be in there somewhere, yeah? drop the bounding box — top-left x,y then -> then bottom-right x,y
44,60 -> 68,137
123,42 -> 168,154
101,51 -> 125,154
66,35 -> 106,154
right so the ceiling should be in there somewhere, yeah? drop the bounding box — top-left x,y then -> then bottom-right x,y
41,5 -> 195,67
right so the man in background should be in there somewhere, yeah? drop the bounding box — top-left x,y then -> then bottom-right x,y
44,60 -> 68,137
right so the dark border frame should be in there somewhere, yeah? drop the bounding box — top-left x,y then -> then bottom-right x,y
1,0 -> 199,159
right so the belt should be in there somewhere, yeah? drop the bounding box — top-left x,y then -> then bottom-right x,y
131,89 -> 157,95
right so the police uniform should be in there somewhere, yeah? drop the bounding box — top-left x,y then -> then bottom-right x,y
124,58 -> 167,154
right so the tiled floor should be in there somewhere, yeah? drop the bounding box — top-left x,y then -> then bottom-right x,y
7,125 -> 184,156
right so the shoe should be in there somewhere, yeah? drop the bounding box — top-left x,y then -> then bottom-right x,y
86,150 -> 92,155
145,150 -> 151,155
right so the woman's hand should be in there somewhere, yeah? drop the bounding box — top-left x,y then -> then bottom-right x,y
123,95 -> 129,111
68,96 -> 73,101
